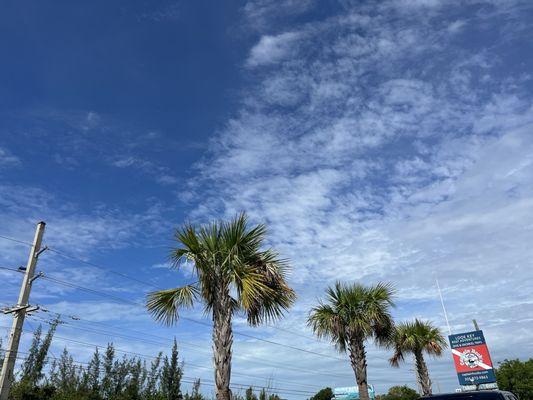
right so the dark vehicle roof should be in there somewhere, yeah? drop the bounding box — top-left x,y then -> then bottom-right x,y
420,391 -> 515,400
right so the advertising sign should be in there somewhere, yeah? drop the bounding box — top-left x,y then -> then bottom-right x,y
333,385 -> 375,400
448,330 -> 496,385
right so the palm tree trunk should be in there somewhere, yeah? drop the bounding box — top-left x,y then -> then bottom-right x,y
348,335 -> 370,400
213,289 -> 233,400
414,351 -> 432,396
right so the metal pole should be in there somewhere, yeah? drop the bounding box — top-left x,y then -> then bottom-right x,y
473,319 -> 480,331
0,222 -> 46,400
436,279 -> 452,335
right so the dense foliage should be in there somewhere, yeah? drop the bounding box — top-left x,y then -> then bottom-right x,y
308,387 -> 333,400
496,359 -> 533,400
376,386 -> 419,400
3,323 -> 280,400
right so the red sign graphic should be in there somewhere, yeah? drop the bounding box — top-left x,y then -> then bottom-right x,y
451,344 -> 494,373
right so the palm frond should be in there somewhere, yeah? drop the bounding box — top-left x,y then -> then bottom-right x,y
308,303 -> 348,352
146,284 -> 199,326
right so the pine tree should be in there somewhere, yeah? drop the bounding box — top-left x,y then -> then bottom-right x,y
245,387 -> 257,400
86,347 -> 102,399
190,379 -> 203,400
50,348 -> 79,398
123,359 -> 144,400
258,388 -> 267,400
21,324 -> 43,384
18,319 -> 58,393
111,356 -> 130,397
144,352 -> 162,400
161,339 -> 183,400
32,319 -> 59,384
101,343 -> 115,399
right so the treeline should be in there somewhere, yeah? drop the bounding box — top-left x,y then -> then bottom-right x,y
0,322 -> 281,400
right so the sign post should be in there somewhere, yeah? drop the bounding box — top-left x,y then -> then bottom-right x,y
448,330 -> 496,387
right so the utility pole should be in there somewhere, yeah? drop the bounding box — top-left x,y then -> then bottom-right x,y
0,222 -> 46,400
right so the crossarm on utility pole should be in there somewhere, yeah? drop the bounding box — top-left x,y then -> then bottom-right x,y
0,222 -> 46,400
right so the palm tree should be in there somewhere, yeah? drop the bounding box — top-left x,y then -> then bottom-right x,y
146,213 -> 296,400
388,319 -> 447,396
308,282 -> 395,400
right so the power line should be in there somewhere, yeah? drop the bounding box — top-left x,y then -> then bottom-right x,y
0,346 -> 316,397
39,274 -> 347,363
0,234 -> 362,352
27,311 -> 349,380
46,247 -> 163,291
2,267 -> 389,374
0,330 -> 318,397
0,235 -> 32,247
0,233 -> 376,359
27,314 -> 325,391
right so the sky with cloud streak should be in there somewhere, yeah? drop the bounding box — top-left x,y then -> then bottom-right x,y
1,0 -> 533,397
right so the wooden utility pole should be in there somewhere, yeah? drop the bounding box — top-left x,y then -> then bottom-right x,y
0,222 -> 46,400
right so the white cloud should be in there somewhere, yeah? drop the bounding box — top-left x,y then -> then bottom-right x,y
447,19 -> 466,33
0,147 -> 20,167
243,0 -> 315,32
247,32 -> 302,67
186,0 -> 533,393
111,156 -> 180,186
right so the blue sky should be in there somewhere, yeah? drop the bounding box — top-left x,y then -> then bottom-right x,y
1,0 -> 533,398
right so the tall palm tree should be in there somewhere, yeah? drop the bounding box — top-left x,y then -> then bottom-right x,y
388,319 -> 447,396
308,282 -> 395,400
146,213 -> 295,400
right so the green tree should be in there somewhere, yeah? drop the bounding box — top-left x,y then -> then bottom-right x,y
388,319 -> 447,396
50,348 -> 80,399
309,387 -> 333,400
146,213 -> 296,400
31,320 -> 59,385
161,339 -> 183,400
189,379 -> 203,400
496,359 -> 533,400
144,353 -> 163,400
308,282 -> 395,400
21,324 -> 43,384
85,347 -> 102,399
101,343 -> 115,399
111,356 -> 130,397
123,359 -> 144,400
245,387 -> 258,400
378,386 -> 419,400
14,320 -> 58,399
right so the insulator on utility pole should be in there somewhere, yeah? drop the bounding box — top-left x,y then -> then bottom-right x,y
0,221 -> 46,400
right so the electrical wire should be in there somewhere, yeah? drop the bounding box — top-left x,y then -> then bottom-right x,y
40,274 -> 347,363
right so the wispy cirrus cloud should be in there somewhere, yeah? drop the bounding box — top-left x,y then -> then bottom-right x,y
181,0 -> 533,392
0,146 -> 20,167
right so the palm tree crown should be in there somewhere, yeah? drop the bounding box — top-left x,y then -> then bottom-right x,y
388,319 -> 447,396
389,319 -> 447,367
308,281 -> 395,349
146,212 -> 295,325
